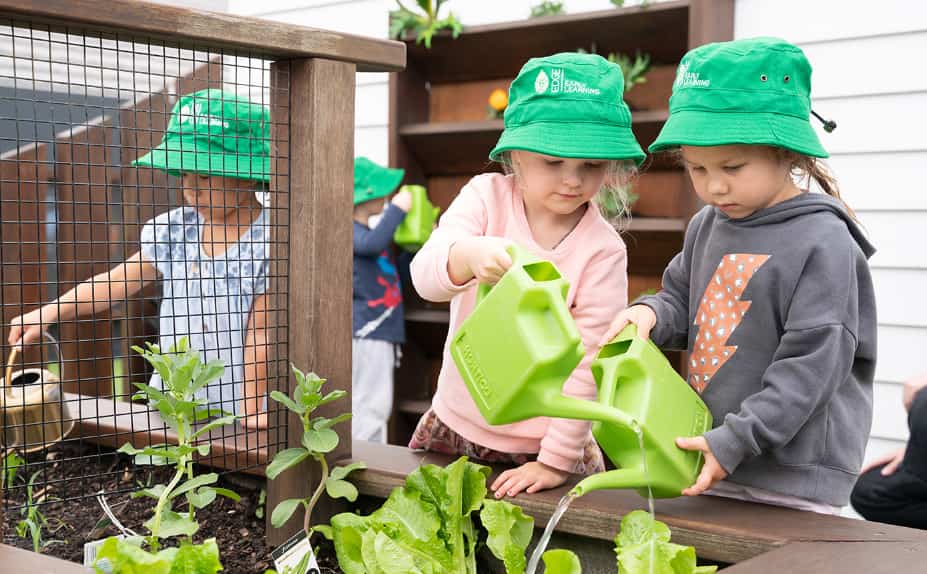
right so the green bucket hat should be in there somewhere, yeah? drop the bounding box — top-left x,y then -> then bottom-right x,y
649,37 -> 828,157
133,88 -> 271,182
354,157 -> 405,205
489,52 -> 646,164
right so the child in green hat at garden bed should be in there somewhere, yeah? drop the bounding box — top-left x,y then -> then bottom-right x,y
601,37 -> 876,513
351,157 -> 412,443
8,88 -> 272,430
409,52 -> 645,497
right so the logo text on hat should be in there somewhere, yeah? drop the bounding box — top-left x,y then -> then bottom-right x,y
178,101 -> 231,129
548,68 -> 601,96
675,63 -> 710,88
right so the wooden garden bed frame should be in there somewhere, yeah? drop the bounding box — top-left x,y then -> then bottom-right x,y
0,1 -> 926,572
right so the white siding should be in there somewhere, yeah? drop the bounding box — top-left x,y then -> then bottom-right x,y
225,0 -> 925,508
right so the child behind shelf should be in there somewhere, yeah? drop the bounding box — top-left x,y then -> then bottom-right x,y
8,89 -> 272,429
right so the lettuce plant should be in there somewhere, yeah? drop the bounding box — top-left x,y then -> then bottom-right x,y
614,511 -> 717,574
331,456 -> 580,574
94,337 -> 239,573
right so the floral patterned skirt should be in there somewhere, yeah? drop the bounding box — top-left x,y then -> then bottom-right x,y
408,408 -> 606,475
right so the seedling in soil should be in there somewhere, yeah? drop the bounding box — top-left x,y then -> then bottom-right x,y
265,364 -> 365,539
16,469 -> 69,553
2,449 -> 24,488
93,337 -> 240,573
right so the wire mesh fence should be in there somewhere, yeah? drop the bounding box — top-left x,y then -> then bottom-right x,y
0,16 -> 291,515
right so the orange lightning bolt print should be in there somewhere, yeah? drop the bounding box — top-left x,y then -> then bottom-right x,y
689,253 -> 771,393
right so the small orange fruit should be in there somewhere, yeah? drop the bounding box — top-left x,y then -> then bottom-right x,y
488,88 -> 508,111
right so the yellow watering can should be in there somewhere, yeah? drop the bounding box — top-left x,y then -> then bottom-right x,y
450,245 -> 712,498
393,185 -> 440,252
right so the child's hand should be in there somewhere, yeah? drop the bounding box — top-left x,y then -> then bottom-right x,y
598,305 -> 657,346
676,436 -> 728,496
490,461 -> 570,498
448,236 -> 513,286
862,447 -> 906,476
8,308 -> 50,348
391,189 -> 413,212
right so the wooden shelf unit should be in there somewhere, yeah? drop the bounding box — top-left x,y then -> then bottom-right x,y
388,0 -> 734,444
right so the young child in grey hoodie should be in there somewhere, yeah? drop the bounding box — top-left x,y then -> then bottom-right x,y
601,38 -> 876,513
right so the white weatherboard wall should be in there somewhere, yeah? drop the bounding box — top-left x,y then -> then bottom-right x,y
226,0 -> 926,501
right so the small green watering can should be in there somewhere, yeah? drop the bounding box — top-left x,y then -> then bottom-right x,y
393,185 -> 440,252
571,324 -> 713,499
451,246 -> 712,499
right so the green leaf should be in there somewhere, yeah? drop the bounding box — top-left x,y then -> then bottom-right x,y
266,448 -> 310,479
313,412 -> 353,431
93,536 -> 173,574
270,390 -> 303,414
480,498 -> 534,574
314,524 -> 333,540
186,487 -> 217,509
613,510 -> 716,574
325,478 -> 358,502
302,428 -> 339,453
191,361 -> 225,395
171,473 -> 218,498
317,389 -> 347,406
131,484 -> 168,500
192,415 -> 239,439
146,509 -> 199,539
330,461 -> 367,481
542,549 -> 582,574
271,498 -> 304,528
212,487 -> 241,502
169,539 -> 224,574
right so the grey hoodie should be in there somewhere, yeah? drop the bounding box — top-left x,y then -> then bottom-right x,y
638,193 -> 877,507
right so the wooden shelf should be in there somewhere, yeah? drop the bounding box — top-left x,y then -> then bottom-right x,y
405,308 -> 451,324
624,217 -> 687,233
400,111 -> 668,176
404,1 -> 691,83
397,399 -> 431,416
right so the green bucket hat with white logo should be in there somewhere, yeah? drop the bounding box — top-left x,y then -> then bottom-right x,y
133,88 -> 271,182
649,37 -> 828,157
489,52 -> 646,164
354,157 -> 405,205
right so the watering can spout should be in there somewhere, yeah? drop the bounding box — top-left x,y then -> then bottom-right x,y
570,468 -> 649,498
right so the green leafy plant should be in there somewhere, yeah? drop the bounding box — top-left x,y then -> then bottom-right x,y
2,449 -> 25,488
265,365 -> 365,538
610,0 -> 651,7
16,470 -> 69,553
93,337 -> 239,573
608,51 -> 651,94
614,510 -> 717,574
389,0 -> 463,48
255,487 -> 267,520
331,456 -> 579,574
530,1 -> 565,18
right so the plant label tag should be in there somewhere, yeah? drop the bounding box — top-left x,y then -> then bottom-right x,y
84,534 -> 126,569
272,530 -> 320,574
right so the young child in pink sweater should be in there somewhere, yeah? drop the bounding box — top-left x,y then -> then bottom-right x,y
409,52 -> 646,498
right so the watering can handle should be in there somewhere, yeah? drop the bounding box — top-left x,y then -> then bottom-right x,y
475,243 -> 530,304
3,331 -> 61,395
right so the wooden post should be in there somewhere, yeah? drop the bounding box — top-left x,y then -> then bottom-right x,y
266,57 -> 355,546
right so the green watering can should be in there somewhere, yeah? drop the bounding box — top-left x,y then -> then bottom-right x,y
393,185 -> 440,252
450,245 -> 712,499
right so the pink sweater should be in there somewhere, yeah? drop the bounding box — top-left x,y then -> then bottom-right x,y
410,173 -> 628,472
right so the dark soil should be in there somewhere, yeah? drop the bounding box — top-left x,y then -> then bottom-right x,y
2,442 -> 343,573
